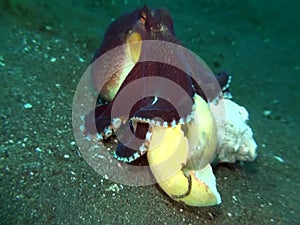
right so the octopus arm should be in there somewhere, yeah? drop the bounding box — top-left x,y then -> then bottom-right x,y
84,104 -> 112,135
190,71 -> 230,102
114,122 -> 149,162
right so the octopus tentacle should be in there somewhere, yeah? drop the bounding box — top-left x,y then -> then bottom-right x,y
84,102 -> 126,140
215,71 -> 232,100
84,104 -> 111,136
215,71 -> 231,93
134,98 -> 181,124
114,122 -> 150,162
190,71 -> 232,103
132,96 -> 196,127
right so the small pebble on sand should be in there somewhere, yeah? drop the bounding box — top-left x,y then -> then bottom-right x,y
24,103 -> 33,109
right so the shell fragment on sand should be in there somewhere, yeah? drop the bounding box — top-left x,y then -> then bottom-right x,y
211,99 -> 257,163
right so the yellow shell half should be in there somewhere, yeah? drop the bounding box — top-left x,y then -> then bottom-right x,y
147,94 -> 221,206
96,32 -> 143,101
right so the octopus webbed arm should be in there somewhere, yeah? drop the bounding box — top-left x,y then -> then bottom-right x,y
190,71 -> 231,102
190,78 -> 207,102
84,103 -> 124,139
215,71 -> 231,92
114,122 -> 150,162
84,104 -> 112,136
133,97 -> 187,125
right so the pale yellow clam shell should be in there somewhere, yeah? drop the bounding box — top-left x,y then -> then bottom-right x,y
183,93 -> 218,170
147,94 -> 221,206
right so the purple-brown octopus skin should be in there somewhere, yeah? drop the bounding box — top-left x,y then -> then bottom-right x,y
84,5 -> 231,163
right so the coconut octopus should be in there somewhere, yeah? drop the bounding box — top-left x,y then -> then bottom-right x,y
83,5 -> 231,163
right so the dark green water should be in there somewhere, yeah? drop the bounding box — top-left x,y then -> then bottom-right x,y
0,0 -> 299,224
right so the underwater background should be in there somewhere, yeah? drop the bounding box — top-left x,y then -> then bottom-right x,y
0,0 -> 299,224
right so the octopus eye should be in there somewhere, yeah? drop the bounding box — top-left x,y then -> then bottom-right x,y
140,11 -> 147,24
151,23 -> 161,31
